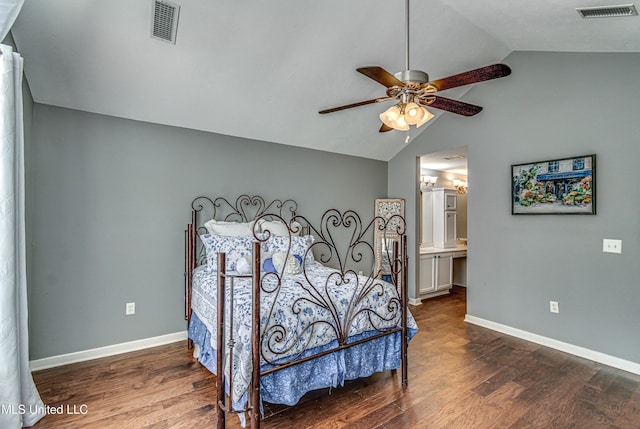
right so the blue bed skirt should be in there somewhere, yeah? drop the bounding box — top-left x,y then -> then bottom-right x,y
188,312 -> 417,408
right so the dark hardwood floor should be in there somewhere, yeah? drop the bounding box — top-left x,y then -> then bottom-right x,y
32,286 -> 640,428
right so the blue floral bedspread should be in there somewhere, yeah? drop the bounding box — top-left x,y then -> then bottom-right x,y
188,262 -> 418,411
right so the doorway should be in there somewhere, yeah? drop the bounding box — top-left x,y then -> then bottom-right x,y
417,146 -> 468,304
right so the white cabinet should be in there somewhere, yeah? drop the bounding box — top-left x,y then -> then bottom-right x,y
421,191 -> 434,247
419,254 -> 436,295
419,253 -> 453,298
433,188 -> 457,248
434,254 -> 453,290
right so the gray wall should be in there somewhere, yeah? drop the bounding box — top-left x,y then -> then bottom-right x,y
28,105 -> 387,360
389,51 -> 640,364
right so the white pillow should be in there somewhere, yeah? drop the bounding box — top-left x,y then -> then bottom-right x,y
236,252 -> 273,275
260,220 -> 301,236
271,251 -> 302,275
204,219 -> 255,236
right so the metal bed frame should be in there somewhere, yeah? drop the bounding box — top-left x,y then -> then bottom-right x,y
185,195 -> 408,428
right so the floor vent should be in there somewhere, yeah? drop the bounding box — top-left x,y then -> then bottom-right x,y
577,4 -> 638,18
151,0 -> 180,44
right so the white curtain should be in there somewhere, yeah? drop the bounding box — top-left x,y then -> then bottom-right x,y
0,42 -> 45,429
1,3 -> 44,427
1,1 -> 24,42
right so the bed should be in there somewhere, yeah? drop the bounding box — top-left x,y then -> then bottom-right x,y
184,195 -> 417,428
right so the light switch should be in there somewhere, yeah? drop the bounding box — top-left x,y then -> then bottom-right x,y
126,302 -> 135,315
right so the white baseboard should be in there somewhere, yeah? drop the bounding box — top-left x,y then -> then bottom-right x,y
408,297 -> 422,306
29,331 -> 188,371
465,315 -> 640,376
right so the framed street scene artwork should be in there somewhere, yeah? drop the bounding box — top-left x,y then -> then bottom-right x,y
511,154 -> 595,215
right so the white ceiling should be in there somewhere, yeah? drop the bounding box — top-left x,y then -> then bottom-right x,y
420,147 -> 468,176
11,1 -> 640,161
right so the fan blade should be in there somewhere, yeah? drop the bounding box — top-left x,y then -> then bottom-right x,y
319,97 -> 392,114
426,96 -> 483,116
357,67 -> 405,88
319,98 -> 379,114
379,123 -> 393,133
429,63 -> 511,92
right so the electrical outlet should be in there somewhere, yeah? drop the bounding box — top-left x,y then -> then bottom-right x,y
603,239 -> 622,254
126,302 -> 135,316
549,301 -> 559,314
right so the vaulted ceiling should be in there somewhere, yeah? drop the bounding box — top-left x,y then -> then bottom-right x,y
11,0 -> 640,161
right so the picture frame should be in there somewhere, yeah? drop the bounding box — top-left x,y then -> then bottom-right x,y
511,154 -> 596,215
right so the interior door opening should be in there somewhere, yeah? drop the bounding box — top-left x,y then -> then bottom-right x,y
416,146 -> 468,306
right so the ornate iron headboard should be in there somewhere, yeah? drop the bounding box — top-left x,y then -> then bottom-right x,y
189,195 -> 298,266
184,195 -> 299,325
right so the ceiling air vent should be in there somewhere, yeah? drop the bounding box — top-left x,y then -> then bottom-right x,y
576,4 -> 638,18
151,0 -> 180,44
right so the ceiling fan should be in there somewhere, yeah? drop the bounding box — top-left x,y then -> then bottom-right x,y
319,0 -> 511,133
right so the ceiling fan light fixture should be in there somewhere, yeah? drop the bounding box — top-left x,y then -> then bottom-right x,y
381,102 -> 431,130
380,109 -> 409,131
416,107 -> 434,128
379,105 -> 399,125
394,114 -> 410,131
380,105 -> 409,130
404,101 -> 424,125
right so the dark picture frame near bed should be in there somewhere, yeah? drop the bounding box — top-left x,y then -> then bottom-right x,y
511,154 -> 596,215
